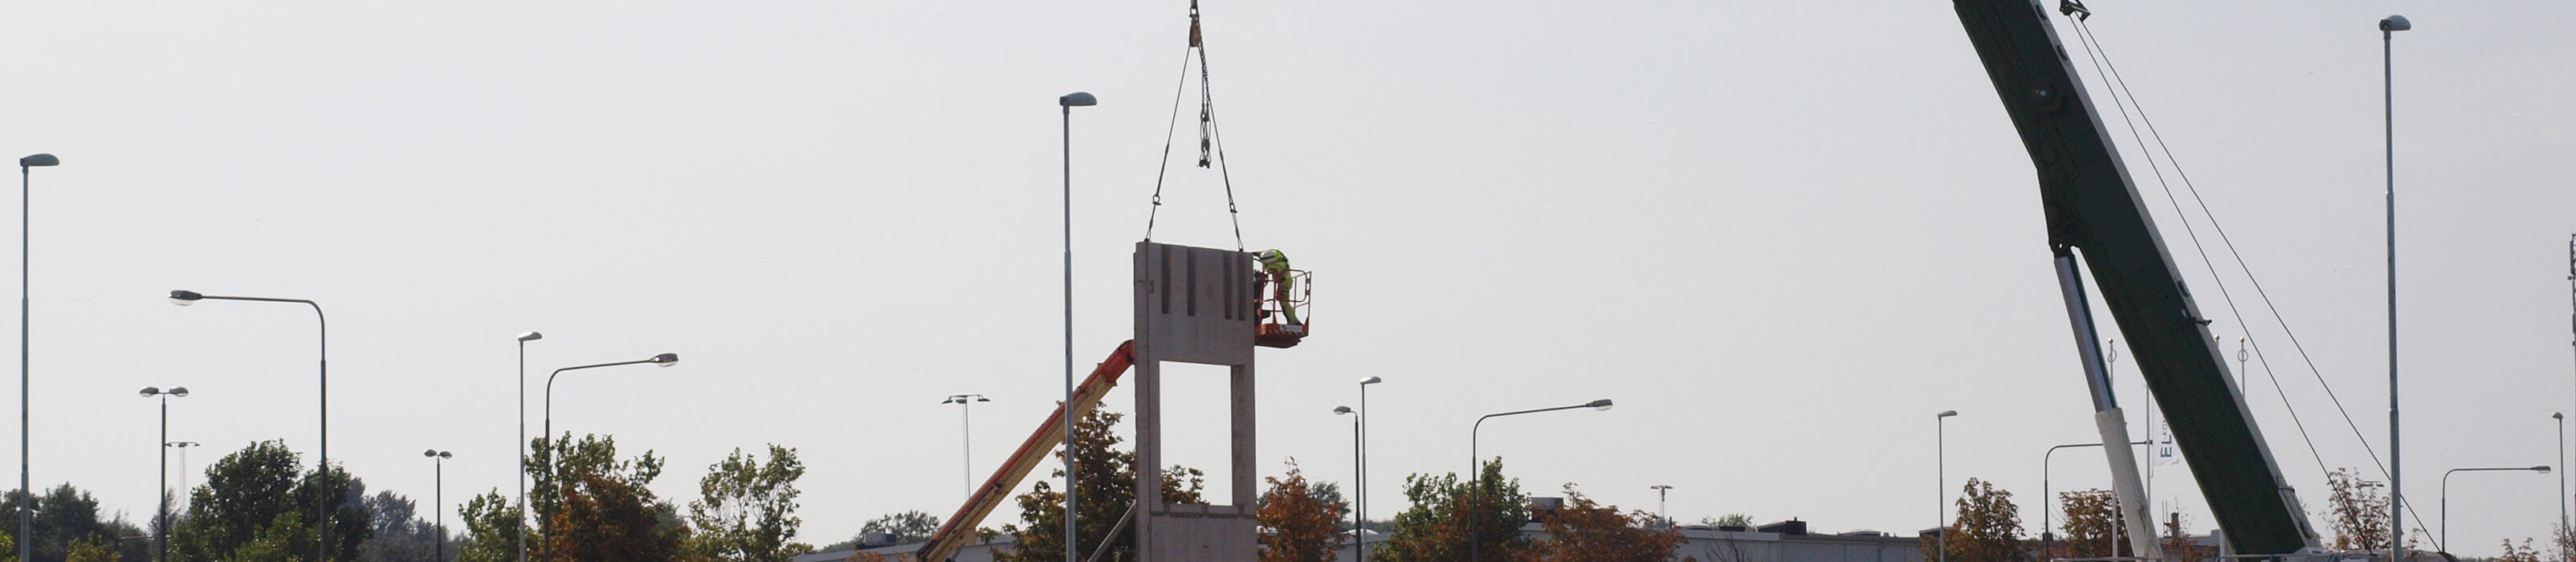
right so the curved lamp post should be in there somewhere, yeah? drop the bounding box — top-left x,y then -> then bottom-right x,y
1469,398 -> 1612,561
1356,374 -> 1383,559
539,352 -> 677,561
139,386 -> 188,561
2379,14 -> 2410,562
1334,405 -> 1363,560
1936,409 -> 1958,562
2439,465 -> 2547,553
1058,89 -> 1095,562
169,289 -> 329,560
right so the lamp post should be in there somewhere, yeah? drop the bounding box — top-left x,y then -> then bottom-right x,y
1937,409 -> 1958,562
2558,413 -> 2569,535
540,352 -> 679,561
1649,485 -> 1673,528
942,393 -> 991,502
2040,440 -> 2151,556
425,450 -> 451,562
512,330 -> 539,562
138,386 -> 189,561
1058,89 -> 1095,562
17,152 -> 55,562
169,289 -> 328,560
2439,465 -> 2547,552
2378,13 -> 2411,562
1334,405 -> 1362,561
1356,375 -> 1382,560
1469,398 -> 1613,562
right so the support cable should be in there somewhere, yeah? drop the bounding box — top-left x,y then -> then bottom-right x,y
1139,0 -> 1248,251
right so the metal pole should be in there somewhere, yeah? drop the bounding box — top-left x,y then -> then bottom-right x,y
2383,18 -> 2403,561
1357,385 -> 1367,562
514,332 -> 537,562
2559,413 -> 2569,536
1939,413 -> 1948,562
18,161 -> 31,562
157,393 -> 168,562
1349,413 -> 1360,560
437,455 -> 446,562
963,399 -> 973,502
1062,99 -> 1078,562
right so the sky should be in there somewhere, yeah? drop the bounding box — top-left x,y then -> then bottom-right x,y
3,0 -> 2574,558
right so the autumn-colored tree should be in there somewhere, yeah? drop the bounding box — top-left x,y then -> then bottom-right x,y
2324,467 -> 2392,552
2160,512 -> 2207,562
1921,478 -> 2027,561
551,470 -> 687,560
1377,458 -> 1531,562
2553,523 -> 2574,562
1525,484 -> 1680,562
998,403 -> 1207,562
687,445 -> 813,561
1257,459 -> 1348,562
2053,489 -> 2123,560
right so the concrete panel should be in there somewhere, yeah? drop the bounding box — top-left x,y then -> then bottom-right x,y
1131,242 -> 1262,562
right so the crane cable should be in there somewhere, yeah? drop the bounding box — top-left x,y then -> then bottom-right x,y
2060,5 -> 2443,546
1142,0 -> 1247,251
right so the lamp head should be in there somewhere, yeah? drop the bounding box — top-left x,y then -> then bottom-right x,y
1588,398 -> 1614,411
439,451 -> 453,459
2558,413 -> 2565,421
139,387 -> 159,397
1333,405 -> 1355,415
2381,14 -> 2411,32
976,395 -> 991,402
1359,376 -> 1384,385
649,352 -> 679,366
2536,466 -> 2554,474
1059,92 -> 1098,107
1938,410 -> 1959,417
169,387 -> 188,397
517,331 -> 544,342
169,290 -> 203,306
18,154 -> 57,168
423,449 -> 438,458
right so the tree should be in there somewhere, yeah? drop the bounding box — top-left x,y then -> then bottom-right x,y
2160,512 -> 2207,562
1922,478 -> 2026,561
2053,489 -> 2122,560
2497,536 -> 2544,562
1698,513 -> 1754,529
1257,459 -> 1347,562
1377,458 -> 1531,562
997,404 -> 1207,562
172,440 -> 374,561
2324,467 -> 2393,552
825,511 -> 940,550
453,490 -> 532,562
0,483 -> 149,562
686,445 -> 813,561
1525,484 -> 1679,562
357,491 -> 443,562
526,433 -> 677,560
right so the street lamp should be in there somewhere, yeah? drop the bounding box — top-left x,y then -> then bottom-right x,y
513,330 -> 540,562
2378,13 -> 2411,562
539,352 -> 678,561
139,386 -> 189,561
425,450 -> 452,562
1937,409 -> 1958,562
1334,405 -> 1363,561
2439,465 -> 2546,552
2040,440 -> 2150,556
2558,413 -> 2569,536
167,442 -> 201,511
1469,398 -> 1613,562
1649,485 -> 1674,529
18,152 -> 56,562
1356,374 -> 1382,560
1058,89 -> 1095,562
942,393 -> 992,501
168,289 -> 330,560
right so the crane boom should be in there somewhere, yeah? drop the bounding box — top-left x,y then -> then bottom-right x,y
910,341 -> 1137,562
1949,0 -> 2321,556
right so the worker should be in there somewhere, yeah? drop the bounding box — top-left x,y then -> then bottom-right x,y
1256,249 -> 1298,324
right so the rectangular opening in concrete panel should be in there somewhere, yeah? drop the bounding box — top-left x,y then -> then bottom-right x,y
1155,360 -> 1237,499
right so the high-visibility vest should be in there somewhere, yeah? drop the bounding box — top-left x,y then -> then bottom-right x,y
1256,249 -> 1290,273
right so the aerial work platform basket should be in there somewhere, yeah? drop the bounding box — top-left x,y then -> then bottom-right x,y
1254,269 -> 1310,348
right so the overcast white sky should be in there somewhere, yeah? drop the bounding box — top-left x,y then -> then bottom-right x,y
5,1 -> 2574,558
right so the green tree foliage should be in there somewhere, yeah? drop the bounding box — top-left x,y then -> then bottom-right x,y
171,440 -> 373,562
526,433 -> 672,560
1,483 -> 149,562
453,491 -> 532,562
357,491 -> 443,562
1698,513 -> 1755,529
686,445 -> 813,561
828,510 -> 940,549
2324,466 -> 2395,552
1378,458 -> 1531,562
1526,484 -> 1680,562
998,405 -> 1207,562
1256,460 -> 1347,562
1921,478 -> 2026,562
550,471 -> 686,560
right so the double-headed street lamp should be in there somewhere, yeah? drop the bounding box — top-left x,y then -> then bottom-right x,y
1649,485 -> 1674,528
18,152 -> 57,562
1469,398 -> 1613,562
425,450 -> 453,562
139,386 -> 190,561
169,289 -> 329,560
513,330 -> 540,562
2439,465 -> 2547,552
942,393 -> 991,501
539,352 -> 678,561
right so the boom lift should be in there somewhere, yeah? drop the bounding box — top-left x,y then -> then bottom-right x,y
1950,0 -> 2324,558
